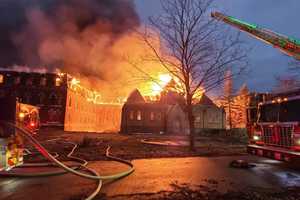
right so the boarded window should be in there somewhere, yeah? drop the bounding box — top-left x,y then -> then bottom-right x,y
150,112 -> 155,121
0,74 -> 4,84
137,110 -> 142,121
129,111 -> 134,120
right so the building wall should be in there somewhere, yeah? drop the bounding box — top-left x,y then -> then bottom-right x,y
121,103 -> 167,134
0,71 -> 67,126
193,105 -> 225,132
64,89 -> 122,132
166,104 -> 189,134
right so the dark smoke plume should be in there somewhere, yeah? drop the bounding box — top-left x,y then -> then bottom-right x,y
0,0 -> 140,75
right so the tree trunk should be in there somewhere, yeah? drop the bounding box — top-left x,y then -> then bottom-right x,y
228,97 -> 232,130
186,100 -> 195,151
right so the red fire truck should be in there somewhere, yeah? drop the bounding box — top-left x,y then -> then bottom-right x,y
247,89 -> 300,162
0,96 -> 40,171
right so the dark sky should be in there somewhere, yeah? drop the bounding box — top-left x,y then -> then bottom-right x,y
135,0 -> 300,92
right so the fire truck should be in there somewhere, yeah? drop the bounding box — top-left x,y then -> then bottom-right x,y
0,96 -> 40,171
246,89 -> 300,161
211,11 -> 300,161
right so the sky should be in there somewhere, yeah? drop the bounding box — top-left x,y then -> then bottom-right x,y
134,0 -> 300,93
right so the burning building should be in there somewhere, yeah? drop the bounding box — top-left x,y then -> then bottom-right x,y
121,89 -> 225,135
0,69 -> 121,132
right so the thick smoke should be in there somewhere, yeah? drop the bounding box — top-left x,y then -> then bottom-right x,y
0,0 -> 168,102
0,0 -> 139,66
0,0 -> 148,100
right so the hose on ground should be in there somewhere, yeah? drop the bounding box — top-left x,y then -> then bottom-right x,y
0,122 -> 134,200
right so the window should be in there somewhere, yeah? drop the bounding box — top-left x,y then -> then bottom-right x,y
156,112 -> 162,120
55,77 -> 61,87
137,110 -> 142,121
279,99 -> 300,122
24,93 -> 31,103
49,93 -> 58,105
14,77 -> 21,85
40,77 -> 47,86
69,97 -> 72,107
38,93 -> 45,105
150,112 -> 155,121
129,111 -> 134,120
26,78 -> 33,86
0,74 -> 4,84
195,116 -> 201,123
260,104 -> 279,122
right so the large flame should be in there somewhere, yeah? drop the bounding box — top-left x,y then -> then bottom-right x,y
151,74 -> 172,95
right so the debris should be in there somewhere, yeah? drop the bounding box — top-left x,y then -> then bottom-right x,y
229,160 -> 256,169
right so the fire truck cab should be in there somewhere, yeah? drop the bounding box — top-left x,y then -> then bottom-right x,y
247,90 -> 300,162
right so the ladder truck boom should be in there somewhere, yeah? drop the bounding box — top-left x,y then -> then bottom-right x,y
211,11 -> 300,60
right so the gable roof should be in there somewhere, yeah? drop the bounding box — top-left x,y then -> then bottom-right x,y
197,94 -> 217,107
126,89 -> 145,104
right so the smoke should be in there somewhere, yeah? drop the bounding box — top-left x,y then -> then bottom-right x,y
0,0 -> 161,101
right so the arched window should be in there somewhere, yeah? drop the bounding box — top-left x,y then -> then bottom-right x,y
55,77 -> 61,87
156,112 -> 162,121
137,110 -> 142,121
129,110 -> 134,120
150,112 -> 155,121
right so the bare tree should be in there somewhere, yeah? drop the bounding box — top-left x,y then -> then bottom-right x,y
216,70 -> 236,129
136,0 -> 247,150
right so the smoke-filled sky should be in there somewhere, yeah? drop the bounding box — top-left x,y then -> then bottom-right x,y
135,0 -> 300,92
0,0 -> 299,96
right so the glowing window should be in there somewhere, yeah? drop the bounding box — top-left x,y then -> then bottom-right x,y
150,112 -> 155,121
55,77 -> 61,87
0,74 -> 4,84
137,110 -> 142,121
129,111 -> 134,120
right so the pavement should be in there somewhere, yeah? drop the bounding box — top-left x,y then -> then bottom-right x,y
1,155 -> 300,200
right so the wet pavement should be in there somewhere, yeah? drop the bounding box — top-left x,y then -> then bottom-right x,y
1,155 -> 300,200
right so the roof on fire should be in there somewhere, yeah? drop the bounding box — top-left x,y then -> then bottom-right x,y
126,89 -> 145,104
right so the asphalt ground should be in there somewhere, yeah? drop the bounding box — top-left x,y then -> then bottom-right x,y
1,155 -> 300,200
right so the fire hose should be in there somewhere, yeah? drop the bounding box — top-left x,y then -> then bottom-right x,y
0,122 -> 135,200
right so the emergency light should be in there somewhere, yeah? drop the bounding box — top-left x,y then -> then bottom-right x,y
0,125 -> 24,171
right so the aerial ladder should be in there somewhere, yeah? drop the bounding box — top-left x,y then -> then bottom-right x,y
211,12 -> 300,60
211,12 -> 300,162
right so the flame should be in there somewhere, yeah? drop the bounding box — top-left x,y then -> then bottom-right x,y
151,74 -> 172,95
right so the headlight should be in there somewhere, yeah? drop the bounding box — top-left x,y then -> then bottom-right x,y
253,135 -> 260,141
294,136 -> 300,146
